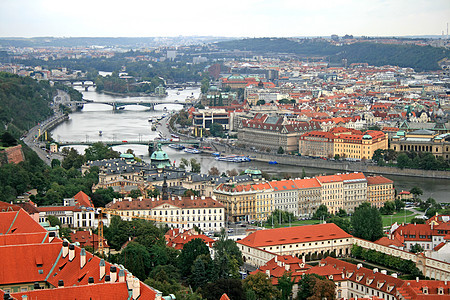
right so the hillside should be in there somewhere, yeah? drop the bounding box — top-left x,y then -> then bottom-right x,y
216,38 -> 449,71
0,72 -> 54,136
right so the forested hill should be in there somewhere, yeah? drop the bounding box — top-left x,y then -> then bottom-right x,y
216,38 -> 449,71
0,72 -> 54,136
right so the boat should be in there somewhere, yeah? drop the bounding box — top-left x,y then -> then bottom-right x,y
211,152 -> 220,157
168,144 -> 185,150
98,131 -> 102,136
151,125 -> 157,131
216,155 -> 251,163
117,107 -> 125,110
176,92 -> 180,95
184,147 -> 201,154
268,161 -> 278,164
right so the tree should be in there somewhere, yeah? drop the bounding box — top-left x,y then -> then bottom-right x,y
119,242 -> 151,280
210,123 -> 224,137
200,278 -> 244,300
91,187 -> 121,207
84,142 -> 120,161
128,189 -> 142,199
226,169 -> 238,177
208,166 -> 220,176
243,272 -> 280,300
190,158 -> 201,173
410,243 -> 424,253
277,272 -> 295,300
256,99 -> 266,105
380,201 -> 395,215
313,204 -> 329,220
47,215 -> 61,227
213,229 -> 243,280
61,147 -> 84,170
104,215 -> 131,250
51,158 -> 61,169
178,238 -> 211,277
297,273 -> 335,300
327,216 -> 351,234
410,186 -> 423,199
0,132 -> 17,147
190,254 -> 215,290
397,153 -> 410,169
277,146 -> 285,154
394,199 -> 405,211
351,202 -> 383,241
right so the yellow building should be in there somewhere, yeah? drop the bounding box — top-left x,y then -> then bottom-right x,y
316,175 -> 344,215
332,127 -> 388,160
366,175 -> 395,208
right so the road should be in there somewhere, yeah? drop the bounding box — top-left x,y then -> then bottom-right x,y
22,90 -> 68,166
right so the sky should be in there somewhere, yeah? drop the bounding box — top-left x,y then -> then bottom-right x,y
0,0 -> 449,38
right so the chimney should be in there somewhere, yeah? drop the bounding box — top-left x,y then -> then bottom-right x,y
416,277 -> 419,282
265,270 -> 270,277
110,266 -> 117,282
373,268 -> 378,273
381,270 -> 387,275
80,248 -> 86,268
49,231 -> 56,242
58,280 -> 64,288
392,273 -> 397,278
285,264 -> 290,271
357,263 -> 362,269
69,244 -> 75,261
118,269 -> 125,282
62,241 -> 69,258
302,255 -> 306,264
274,256 -> 277,262
88,277 -> 94,285
105,275 -> 111,282
99,259 -> 105,279
127,274 -> 141,300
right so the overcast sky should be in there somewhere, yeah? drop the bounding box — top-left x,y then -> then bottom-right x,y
0,0 -> 449,38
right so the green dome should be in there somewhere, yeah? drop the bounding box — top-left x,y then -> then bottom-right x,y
209,85 -> 219,91
150,143 -> 172,169
120,153 -> 134,159
362,134 -> 372,139
228,74 -> 245,81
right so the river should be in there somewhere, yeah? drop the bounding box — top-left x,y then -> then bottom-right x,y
50,86 -> 450,203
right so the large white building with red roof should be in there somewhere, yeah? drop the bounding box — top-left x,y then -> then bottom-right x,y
0,208 -> 162,300
237,223 -> 353,267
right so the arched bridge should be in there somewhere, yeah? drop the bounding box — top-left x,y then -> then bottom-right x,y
58,140 -> 200,147
76,100 -> 187,110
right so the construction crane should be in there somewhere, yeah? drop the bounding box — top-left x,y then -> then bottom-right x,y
97,207 -> 187,256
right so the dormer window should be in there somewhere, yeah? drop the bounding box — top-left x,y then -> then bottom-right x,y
422,287 -> 428,294
438,287 -> 444,295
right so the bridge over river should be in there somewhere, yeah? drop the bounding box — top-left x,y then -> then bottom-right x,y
76,99 -> 188,110
58,139 -> 200,147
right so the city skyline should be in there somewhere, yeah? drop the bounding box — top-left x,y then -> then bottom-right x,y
0,0 -> 449,38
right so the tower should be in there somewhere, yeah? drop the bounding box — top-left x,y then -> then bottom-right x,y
162,176 -> 169,201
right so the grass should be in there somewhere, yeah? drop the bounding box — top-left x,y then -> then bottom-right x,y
381,210 -> 419,227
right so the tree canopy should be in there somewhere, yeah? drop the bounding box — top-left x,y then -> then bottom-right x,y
351,202 -> 383,241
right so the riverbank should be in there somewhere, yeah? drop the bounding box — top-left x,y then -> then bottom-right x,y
101,90 -> 167,98
207,143 -> 450,179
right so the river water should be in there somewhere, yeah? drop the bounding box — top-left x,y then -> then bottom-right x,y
50,86 -> 450,203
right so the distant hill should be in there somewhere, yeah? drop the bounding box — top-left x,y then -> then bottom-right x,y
0,72 -> 54,137
216,38 -> 449,71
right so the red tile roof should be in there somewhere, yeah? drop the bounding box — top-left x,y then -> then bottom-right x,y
73,191 -> 94,208
366,175 -> 393,185
0,209 -> 47,235
237,223 -> 351,248
107,196 -> 224,210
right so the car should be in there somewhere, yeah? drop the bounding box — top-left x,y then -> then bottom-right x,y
227,229 -> 234,233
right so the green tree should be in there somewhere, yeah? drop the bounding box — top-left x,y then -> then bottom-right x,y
128,189 -> 142,199
297,273 -> 335,300
210,123 -> 224,137
313,204 -> 330,220
277,146 -> 285,154
84,142 -> 120,161
256,99 -> 265,105
61,147 -> 85,170
200,278 -> 244,300
410,186 -> 423,199
397,153 -> 411,169
190,254 -> 214,290
277,272 -> 295,300
410,243 -> 424,253
327,216 -> 351,234
47,215 -> 61,227
380,201 -> 395,215
190,158 -> 201,173
91,187 -> 121,207
213,229 -> 243,279
0,132 -> 17,147
104,215 -> 131,250
51,158 -> 61,168
394,198 -> 405,211
351,202 -> 383,241
119,242 -> 151,280
178,238 -> 211,277
243,272 -> 280,300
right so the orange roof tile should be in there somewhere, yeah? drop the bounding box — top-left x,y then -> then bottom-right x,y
237,223 -> 351,248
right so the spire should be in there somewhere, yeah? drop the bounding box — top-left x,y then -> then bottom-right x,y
162,175 -> 169,200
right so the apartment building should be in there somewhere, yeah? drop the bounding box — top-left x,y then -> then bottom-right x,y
339,172 -> 367,213
292,178 -> 322,217
316,175 -> 344,215
106,196 -> 225,232
366,175 -> 395,208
